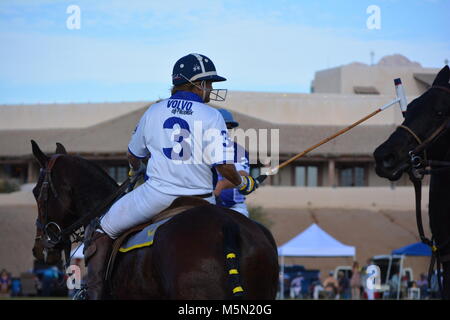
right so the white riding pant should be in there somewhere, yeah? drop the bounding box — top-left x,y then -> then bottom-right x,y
100,181 -> 215,239
229,203 -> 249,217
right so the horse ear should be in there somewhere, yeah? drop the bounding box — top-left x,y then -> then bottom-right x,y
432,65 -> 450,86
55,142 -> 67,155
31,140 -> 49,168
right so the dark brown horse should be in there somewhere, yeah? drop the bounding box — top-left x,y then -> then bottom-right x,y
31,141 -> 279,299
374,65 -> 450,299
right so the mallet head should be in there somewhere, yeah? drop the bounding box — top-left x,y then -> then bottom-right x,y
394,78 -> 408,117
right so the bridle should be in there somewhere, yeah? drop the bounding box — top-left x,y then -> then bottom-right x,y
34,154 -> 144,264
34,154 -> 80,266
396,85 -> 450,178
397,85 -> 450,182
33,152 -> 143,299
395,85 -> 450,296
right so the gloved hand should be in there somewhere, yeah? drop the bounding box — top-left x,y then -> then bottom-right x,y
237,175 -> 259,195
126,163 -> 146,193
128,162 -> 146,178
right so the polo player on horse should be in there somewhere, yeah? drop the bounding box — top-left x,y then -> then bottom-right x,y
83,53 -> 259,299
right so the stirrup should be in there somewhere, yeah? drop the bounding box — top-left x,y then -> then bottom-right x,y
72,285 -> 87,300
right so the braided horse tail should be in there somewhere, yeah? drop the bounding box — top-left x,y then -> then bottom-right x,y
222,222 -> 244,299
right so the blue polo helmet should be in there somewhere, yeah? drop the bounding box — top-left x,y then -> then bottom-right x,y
217,108 -> 239,128
172,53 -> 227,86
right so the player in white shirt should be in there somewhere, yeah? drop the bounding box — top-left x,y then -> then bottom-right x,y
83,53 -> 259,300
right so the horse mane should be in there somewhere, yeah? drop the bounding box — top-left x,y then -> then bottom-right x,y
73,155 -> 119,189
59,155 -> 119,217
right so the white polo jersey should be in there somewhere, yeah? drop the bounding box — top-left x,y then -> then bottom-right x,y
128,91 -> 234,196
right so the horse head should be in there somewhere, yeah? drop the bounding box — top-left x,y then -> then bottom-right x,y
31,140 -> 74,265
31,140 -> 119,266
374,65 -> 450,180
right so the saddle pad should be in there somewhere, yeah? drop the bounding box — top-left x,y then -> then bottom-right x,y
119,217 -> 172,253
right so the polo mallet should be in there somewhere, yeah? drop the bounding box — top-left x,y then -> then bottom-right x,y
256,78 -> 408,184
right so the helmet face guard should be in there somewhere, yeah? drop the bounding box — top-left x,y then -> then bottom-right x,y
209,88 -> 227,102
180,74 -> 227,102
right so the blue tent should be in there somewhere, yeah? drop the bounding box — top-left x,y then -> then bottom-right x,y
391,242 -> 431,256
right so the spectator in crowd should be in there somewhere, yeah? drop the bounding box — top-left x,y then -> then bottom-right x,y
429,270 -> 442,299
416,273 -> 428,299
337,271 -> 351,299
323,271 -> 339,299
10,278 -> 21,297
35,266 -> 62,297
389,272 -> 400,299
401,272 -> 410,298
312,279 -> 324,300
289,272 -> 304,299
408,281 -> 421,299
350,261 -> 362,300
278,272 -> 291,299
0,269 -> 12,298
361,259 -> 375,300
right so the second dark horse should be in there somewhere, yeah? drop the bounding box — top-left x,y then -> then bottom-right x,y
374,66 -> 450,299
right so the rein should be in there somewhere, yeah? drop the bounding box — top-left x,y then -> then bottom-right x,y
398,85 -> 450,297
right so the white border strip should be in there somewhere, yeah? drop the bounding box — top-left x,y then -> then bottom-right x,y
191,53 -> 206,73
190,71 -> 217,81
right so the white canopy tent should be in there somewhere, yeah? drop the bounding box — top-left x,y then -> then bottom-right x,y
277,223 -> 356,298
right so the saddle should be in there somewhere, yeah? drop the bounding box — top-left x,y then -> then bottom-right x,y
104,196 -> 210,283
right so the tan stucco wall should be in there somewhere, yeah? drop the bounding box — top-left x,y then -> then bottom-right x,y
313,67 -> 341,93
220,91 -> 409,126
314,64 -> 438,97
246,186 -> 428,211
1,184 -> 425,212
0,101 -> 148,130
340,65 -> 436,96
0,90 -> 423,131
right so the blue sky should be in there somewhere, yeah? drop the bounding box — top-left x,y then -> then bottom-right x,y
0,0 -> 449,104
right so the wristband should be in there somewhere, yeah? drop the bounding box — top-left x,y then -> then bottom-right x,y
236,176 -> 246,190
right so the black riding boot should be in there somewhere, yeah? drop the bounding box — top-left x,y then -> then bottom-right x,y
84,230 -> 113,300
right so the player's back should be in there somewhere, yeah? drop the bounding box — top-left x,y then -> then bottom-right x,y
135,91 -> 233,196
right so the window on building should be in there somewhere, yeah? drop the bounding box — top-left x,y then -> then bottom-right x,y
353,86 -> 380,95
277,166 -> 292,186
1,164 -> 27,183
295,166 -> 318,187
339,165 -> 366,187
107,166 -> 128,183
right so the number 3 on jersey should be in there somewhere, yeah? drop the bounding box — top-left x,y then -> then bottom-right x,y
163,117 -> 192,161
